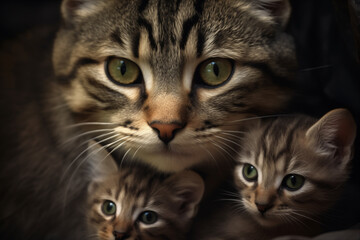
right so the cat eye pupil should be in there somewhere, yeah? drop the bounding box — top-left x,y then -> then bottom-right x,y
198,58 -> 233,87
106,57 -> 140,85
119,61 -> 126,75
212,62 -> 220,76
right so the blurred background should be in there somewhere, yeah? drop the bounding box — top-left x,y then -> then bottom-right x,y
0,0 -> 359,233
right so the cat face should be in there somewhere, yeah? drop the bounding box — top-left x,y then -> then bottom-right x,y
234,109 -> 356,227
87,151 -> 204,240
53,0 -> 296,171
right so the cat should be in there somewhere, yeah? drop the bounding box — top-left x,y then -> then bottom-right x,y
86,141 -> 204,240
0,0 -> 296,238
190,108 -> 357,240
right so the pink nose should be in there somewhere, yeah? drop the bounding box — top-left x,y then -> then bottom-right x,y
149,122 -> 184,144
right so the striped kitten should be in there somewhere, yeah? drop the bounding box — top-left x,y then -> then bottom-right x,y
191,109 -> 357,239
87,143 -> 204,240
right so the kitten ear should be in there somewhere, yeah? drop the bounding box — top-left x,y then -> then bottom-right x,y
61,0 -> 107,22
252,0 -> 291,28
165,171 -> 205,219
88,140 -> 119,180
306,108 -> 357,166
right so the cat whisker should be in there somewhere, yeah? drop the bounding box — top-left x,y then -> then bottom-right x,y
219,132 -> 244,141
63,136 -> 129,209
193,138 -> 220,168
65,122 -> 116,129
131,146 -> 142,160
208,139 -> 235,161
214,135 -> 242,149
91,136 -> 131,172
61,133 -> 120,182
220,130 -> 245,134
62,129 -> 115,146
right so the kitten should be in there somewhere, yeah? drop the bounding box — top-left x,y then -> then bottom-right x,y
0,0 -> 296,238
191,108 -> 357,240
86,142 -> 204,240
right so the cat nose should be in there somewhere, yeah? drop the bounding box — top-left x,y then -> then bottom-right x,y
113,231 -> 130,240
255,202 -> 273,215
149,121 -> 184,144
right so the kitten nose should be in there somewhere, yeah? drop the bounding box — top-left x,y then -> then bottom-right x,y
149,121 -> 184,144
255,203 -> 273,215
113,231 -> 130,240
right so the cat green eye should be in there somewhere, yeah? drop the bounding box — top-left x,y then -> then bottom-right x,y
106,57 -> 140,85
282,174 -> 305,191
199,58 -> 233,86
242,164 -> 258,181
139,211 -> 158,225
101,200 -> 116,216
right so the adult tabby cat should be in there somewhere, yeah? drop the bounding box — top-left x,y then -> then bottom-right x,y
86,142 -> 204,240
0,0 -> 296,239
191,108 -> 357,240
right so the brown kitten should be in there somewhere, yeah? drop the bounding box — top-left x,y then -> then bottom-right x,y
86,143 -> 204,240
191,109 -> 357,240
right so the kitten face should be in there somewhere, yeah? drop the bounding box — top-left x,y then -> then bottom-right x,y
53,0 -> 296,171
87,163 -> 204,240
234,109 -> 356,227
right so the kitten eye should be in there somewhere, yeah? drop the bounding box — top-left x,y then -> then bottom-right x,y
242,164 -> 258,181
198,58 -> 233,86
106,57 -> 140,85
101,200 -> 116,216
138,211 -> 158,225
282,174 -> 305,191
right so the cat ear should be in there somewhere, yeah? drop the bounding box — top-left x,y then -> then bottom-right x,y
306,108 -> 357,166
87,140 -> 119,180
165,171 -> 205,219
61,0 -> 107,23
252,0 -> 291,28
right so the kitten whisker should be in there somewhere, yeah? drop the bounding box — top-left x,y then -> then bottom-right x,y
299,64 -> 332,72
291,210 -> 323,225
223,114 -> 293,126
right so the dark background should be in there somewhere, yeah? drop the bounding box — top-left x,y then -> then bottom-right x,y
0,0 -> 359,233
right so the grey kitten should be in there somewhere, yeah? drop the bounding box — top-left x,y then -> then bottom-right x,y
191,109 -> 357,240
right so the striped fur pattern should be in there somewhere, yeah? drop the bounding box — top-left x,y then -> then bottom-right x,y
87,151 -> 204,240
53,0 -> 296,172
191,109 -> 357,239
234,108 -> 356,227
